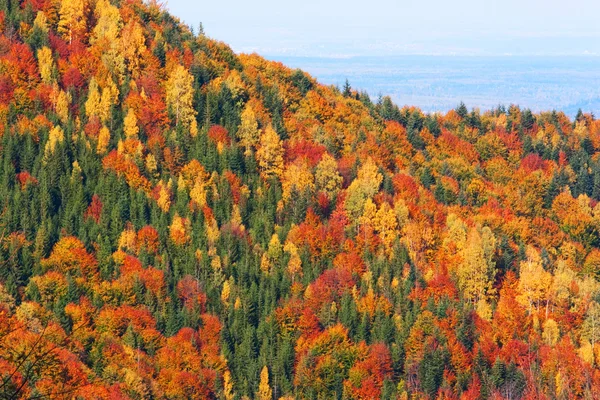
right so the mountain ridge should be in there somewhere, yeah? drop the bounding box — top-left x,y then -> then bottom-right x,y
1,0 -> 600,398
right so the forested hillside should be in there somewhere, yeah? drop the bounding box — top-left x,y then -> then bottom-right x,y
1,0 -> 600,398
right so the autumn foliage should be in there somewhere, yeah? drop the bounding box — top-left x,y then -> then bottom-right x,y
1,0 -> 600,398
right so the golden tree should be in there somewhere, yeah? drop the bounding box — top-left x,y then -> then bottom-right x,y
37,47 -> 54,84
58,0 -> 86,44
237,104 -> 260,155
91,0 -> 121,44
256,125 -> 284,179
456,226 -> 496,317
166,64 -> 197,131
345,158 -> 382,222
256,366 -> 272,400
315,153 -> 342,199
123,108 -> 139,138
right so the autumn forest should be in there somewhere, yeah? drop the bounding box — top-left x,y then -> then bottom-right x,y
0,0 -> 600,399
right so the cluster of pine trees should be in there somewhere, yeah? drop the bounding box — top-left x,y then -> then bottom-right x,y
1,0 -> 600,398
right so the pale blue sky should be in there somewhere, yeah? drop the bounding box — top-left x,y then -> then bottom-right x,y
166,0 -> 600,56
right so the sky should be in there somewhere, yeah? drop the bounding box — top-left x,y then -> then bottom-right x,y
166,0 -> 600,57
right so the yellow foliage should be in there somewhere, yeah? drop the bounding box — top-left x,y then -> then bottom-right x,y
345,158 -> 383,222
58,0 -> 86,44
170,214 -> 190,245
97,125 -> 110,154
33,11 -> 49,33
315,153 -> 342,199
120,20 -> 146,77
221,280 -> 231,306
190,178 -> 208,209
166,64 -> 196,129
375,201 -> 398,256
237,104 -> 260,155
282,160 -> 315,202
256,366 -> 272,400
256,125 -> 284,179
37,47 -> 54,84
157,183 -> 171,212
118,226 -> 136,253
123,108 -> 139,138
542,318 -> 560,346
85,78 -> 102,119
516,249 -> 552,314
44,125 -> 64,157
223,370 -> 235,400
92,0 -> 122,43
54,89 -> 71,123
457,226 -> 496,305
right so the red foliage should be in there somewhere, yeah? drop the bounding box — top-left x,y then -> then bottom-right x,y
207,125 -> 230,145
333,247 -> 366,276
223,171 -> 243,204
176,275 -> 207,312
61,66 -> 85,90
305,267 -> 354,311
84,116 -> 101,139
136,225 -> 159,254
285,139 -> 326,167
520,153 -> 544,172
344,343 -> 393,399
0,74 -> 14,104
84,194 -> 103,223
102,150 -> 152,192
15,171 -> 38,189
393,173 -> 419,202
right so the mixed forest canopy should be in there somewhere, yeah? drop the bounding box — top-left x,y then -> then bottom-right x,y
1,0 -> 600,398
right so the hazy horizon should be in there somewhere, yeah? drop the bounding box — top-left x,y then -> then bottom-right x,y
167,0 -> 600,57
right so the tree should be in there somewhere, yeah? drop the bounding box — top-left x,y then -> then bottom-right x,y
166,65 -> 197,134
256,125 -> 284,179
456,226 -> 496,319
91,0 -> 122,44
123,108 -> 139,139
315,153 -> 343,200
257,366 -> 272,400
58,0 -> 86,44
37,47 -> 54,84
345,158 -> 383,223
237,104 -> 260,155
516,248 -> 552,315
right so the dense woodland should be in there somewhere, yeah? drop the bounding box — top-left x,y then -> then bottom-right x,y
1,0 -> 600,398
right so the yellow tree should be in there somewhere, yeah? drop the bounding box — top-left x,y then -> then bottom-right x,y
58,0 -> 86,44
91,0 -> 121,44
120,20 -> 147,78
33,11 -> 49,34
97,125 -> 110,154
166,64 -> 197,131
282,160 -> 314,203
345,158 -> 382,222
123,108 -> 139,138
456,226 -> 496,318
374,201 -> 398,256
256,125 -> 284,180
44,125 -> 64,158
237,104 -> 260,155
256,366 -> 272,400
223,370 -> 235,400
315,153 -> 342,199
54,88 -> 71,123
516,248 -> 552,315
85,78 -> 101,119
37,47 -> 54,84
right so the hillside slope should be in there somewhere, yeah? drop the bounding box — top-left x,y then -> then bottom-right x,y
1,0 -> 600,398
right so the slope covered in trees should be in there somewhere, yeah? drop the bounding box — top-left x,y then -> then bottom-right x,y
1,0 -> 600,398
